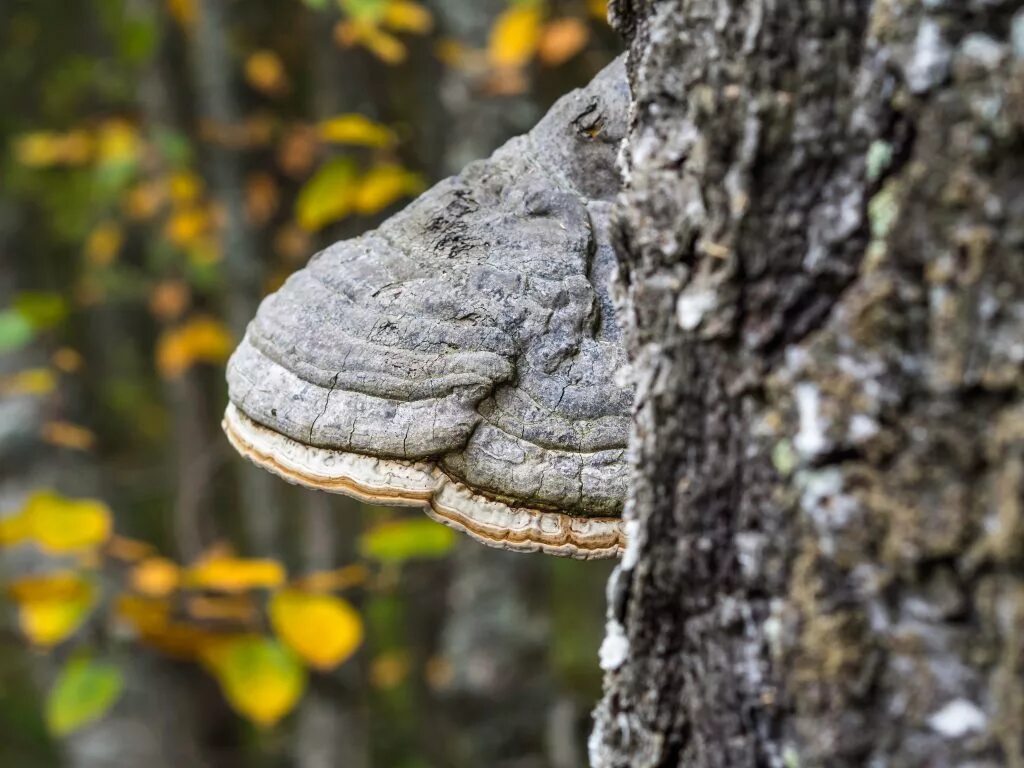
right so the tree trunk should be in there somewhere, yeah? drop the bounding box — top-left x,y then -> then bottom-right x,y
591,2 -> 1024,767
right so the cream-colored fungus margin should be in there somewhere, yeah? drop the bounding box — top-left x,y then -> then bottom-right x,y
222,404 -> 625,559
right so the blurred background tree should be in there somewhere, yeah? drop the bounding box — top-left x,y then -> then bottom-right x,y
0,1 -> 619,765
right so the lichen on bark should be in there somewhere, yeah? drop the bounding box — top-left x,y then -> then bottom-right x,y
591,1 -> 1024,767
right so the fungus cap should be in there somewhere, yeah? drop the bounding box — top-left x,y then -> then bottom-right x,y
224,56 -> 631,558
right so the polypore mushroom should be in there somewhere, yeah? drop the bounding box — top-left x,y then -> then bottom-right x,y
223,56 -> 632,559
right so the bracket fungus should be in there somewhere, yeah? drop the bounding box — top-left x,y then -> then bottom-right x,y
224,57 -> 632,559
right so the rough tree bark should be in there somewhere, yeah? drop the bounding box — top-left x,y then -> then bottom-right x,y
592,2 -> 1024,767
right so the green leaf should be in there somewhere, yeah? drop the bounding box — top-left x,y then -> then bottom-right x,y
152,128 -> 193,167
46,657 -> 124,736
339,0 -> 389,22
13,292 -> 68,330
303,0 -> 329,8
0,310 -> 34,353
359,518 -> 456,563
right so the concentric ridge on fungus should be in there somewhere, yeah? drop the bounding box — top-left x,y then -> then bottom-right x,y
224,404 -> 625,558
223,56 -> 632,559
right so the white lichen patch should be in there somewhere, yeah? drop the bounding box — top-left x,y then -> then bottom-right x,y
676,289 -> 717,331
599,617 -> 630,671
793,383 -> 829,458
223,404 -> 626,560
927,699 -> 987,738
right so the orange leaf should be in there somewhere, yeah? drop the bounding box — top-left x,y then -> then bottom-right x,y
148,280 -> 191,322
131,558 -> 181,597
538,18 -> 589,67
41,421 -> 96,451
155,316 -> 233,378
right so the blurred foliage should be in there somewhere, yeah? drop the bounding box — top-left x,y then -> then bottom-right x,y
1,0 -> 617,762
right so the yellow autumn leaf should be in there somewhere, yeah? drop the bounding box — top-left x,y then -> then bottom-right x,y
245,50 -> 289,96
0,368 -> 57,398
95,119 -> 141,167
184,555 -> 285,593
164,207 -> 211,247
488,3 -> 543,69
537,17 -> 589,66
169,170 -> 204,205
155,316 -> 233,378
296,157 -> 359,231
84,221 -> 123,267
269,589 -> 363,670
4,491 -> 113,553
7,572 -> 97,647
203,636 -> 306,727
317,114 -> 396,148
382,0 -> 433,34
354,164 -> 424,216
13,131 -> 94,168
131,557 -> 181,597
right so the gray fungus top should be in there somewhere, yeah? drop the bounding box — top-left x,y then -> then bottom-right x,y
224,55 -> 632,558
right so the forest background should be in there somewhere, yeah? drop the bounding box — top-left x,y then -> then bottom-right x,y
0,1 -> 619,766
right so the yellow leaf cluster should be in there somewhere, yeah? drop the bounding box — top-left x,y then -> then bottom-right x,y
115,594 -> 225,659
488,4 -> 543,69
333,0 -> 432,63
203,636 -> 306,727
0,368 -> 57,398
155,316 -> 233,378
184,555 -> 285,592
13,130 -> 94,168
317,114 -> 396,148
334,20 -> 407,64
1,491 -> 112,553
297,160 -> 422,231
269,589 -> 363,670
7,572 -> 97,647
